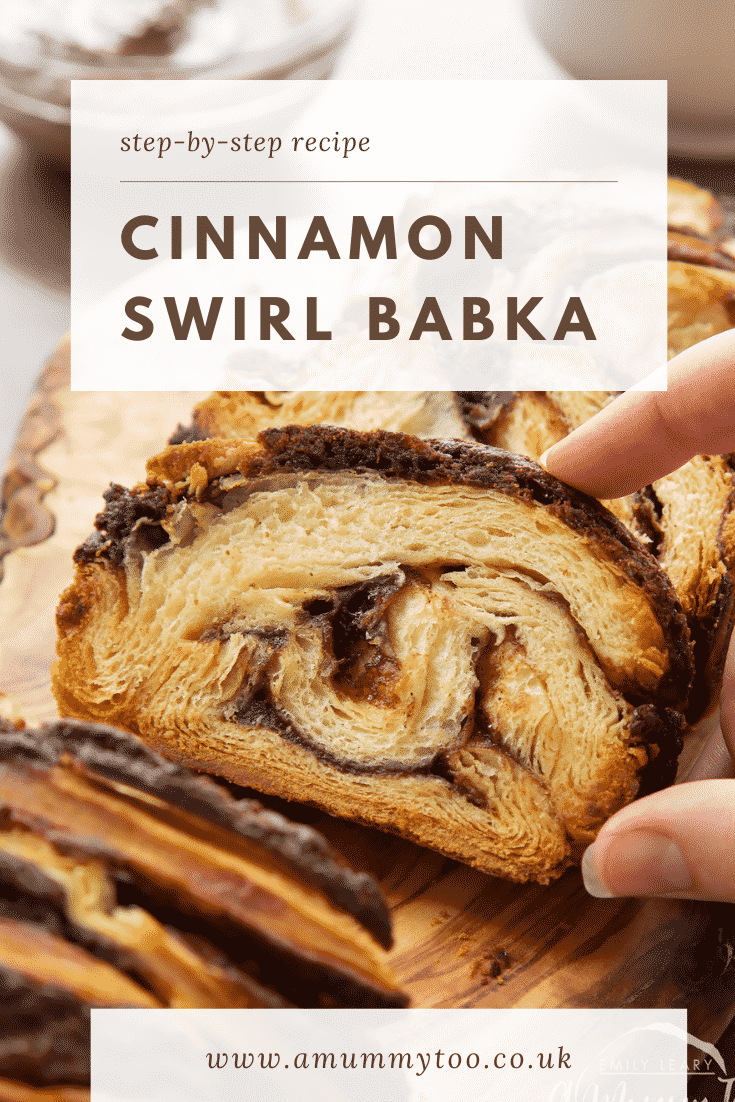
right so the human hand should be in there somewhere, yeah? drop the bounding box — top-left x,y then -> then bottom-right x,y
541,329 -> 735,902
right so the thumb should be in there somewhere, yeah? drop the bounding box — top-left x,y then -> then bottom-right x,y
582,780 -> 735,903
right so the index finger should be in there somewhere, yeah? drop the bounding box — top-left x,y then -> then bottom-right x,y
541,329 -> 735,499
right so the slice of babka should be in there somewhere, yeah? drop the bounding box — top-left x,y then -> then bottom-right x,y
54,428 -> 690,885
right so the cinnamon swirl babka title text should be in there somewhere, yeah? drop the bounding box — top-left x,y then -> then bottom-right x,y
119,213 -> 596,344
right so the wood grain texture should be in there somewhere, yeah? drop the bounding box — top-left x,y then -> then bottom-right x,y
1,339 -> 735,1040
0,337 -> 206,725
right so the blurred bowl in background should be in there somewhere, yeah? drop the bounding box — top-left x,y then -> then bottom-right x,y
0,0 -> 359,166
523,0 -> 735,158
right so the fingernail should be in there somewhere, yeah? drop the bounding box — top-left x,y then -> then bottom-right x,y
538,447 -> 553,471
582,833 -> 693,898
581,843 -> 615,897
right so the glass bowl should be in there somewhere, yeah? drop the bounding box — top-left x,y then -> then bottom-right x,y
0,0 -> 360,165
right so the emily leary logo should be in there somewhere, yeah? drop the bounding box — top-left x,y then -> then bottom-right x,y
684,1027 -> 732,1102
547,1023 -> 732,1102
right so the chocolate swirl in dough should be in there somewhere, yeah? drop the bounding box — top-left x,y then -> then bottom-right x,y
176,387 -> 735,724
54,428 -> 691,884
0,714 -> 404,1095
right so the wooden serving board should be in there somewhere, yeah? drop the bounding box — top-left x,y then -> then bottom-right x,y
2,337 -> 735,1039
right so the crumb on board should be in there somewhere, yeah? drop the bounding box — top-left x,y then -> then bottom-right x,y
470,946 -> 513,985
431,909 -> 452,927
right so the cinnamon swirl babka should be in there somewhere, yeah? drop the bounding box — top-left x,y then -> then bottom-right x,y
0,715 -> 404,1095
54,428 -> 690,884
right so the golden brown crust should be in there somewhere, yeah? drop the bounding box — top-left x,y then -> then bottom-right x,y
177,391 -> 470,449
0,1080 -> 88,1102
650,457 -> 735,709
71,427 -> 693,706
184,383 -> 732,714
667,178 -> 725,239
667,230 -> 735,272
0,717 -> 394,947
473,395 -> 735,722
666,181 -> 735,359
0,714 -> 406,1095
667,261 -> 735,360
55,427 -> 689,884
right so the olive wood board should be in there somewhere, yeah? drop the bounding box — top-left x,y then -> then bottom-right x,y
1,336 -> 734,1040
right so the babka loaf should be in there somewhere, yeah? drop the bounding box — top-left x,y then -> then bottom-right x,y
176,176 -> 735,725
666,177 -> 735,357
170,382 -> 735,722
165,177 -> 735,725
54,428 -> 690,884
667,177 -> 726,239
460,390 -> 735,723
172,391 -> 470,445
0,718 -> 405,1097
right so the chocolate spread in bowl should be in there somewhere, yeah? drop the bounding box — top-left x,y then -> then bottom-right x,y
0,0 -> 297,106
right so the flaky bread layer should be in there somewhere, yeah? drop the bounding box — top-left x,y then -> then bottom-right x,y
667,261 -> 735,360
55,429 -> 690,883
182,391 -> 470,444
171,377 -> 734,723
668,178 -> 725,238
470,392 -> 735,721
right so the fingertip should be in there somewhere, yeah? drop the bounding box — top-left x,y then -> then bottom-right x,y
538,443 -> 569,480
582,831 -> 693,900
581,844 -> 615,898
581,780 -> 735,904
538,447 -> 553,472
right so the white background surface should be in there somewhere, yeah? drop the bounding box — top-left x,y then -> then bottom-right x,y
0,0 -> 562,468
